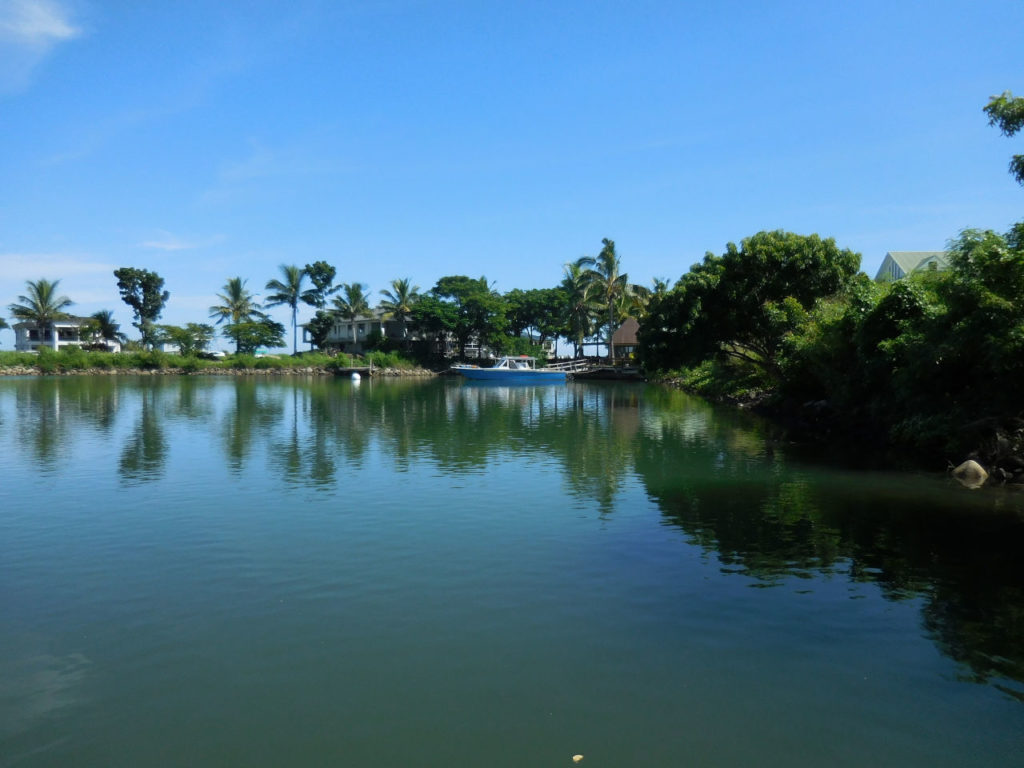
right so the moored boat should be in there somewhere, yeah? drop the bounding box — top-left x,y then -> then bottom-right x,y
452,356 -> 567,382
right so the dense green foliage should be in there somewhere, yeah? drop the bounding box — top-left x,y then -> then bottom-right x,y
222,319 -> 287,355
419,276 -> 509,357
302,261 -> 339,309
0,348 -> 418,374
984,90 -> 1024,184
113,268 -> 169,348
639,231 -> 860,377
157,323 -> 215,356
641,224 -> 1024,457
785,223 -> 1024,452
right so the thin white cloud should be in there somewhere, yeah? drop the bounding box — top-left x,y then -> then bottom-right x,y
0,252 -> 115,282
0,0 -> 80,92
140,231 -> 224,252
0,0 -> 78,45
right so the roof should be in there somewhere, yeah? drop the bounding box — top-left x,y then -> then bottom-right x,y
885,251 -> 949,273
12,315 -> 92,329
611,317 -> 639,346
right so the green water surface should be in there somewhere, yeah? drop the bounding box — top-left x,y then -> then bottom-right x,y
1,376 -> 1022,767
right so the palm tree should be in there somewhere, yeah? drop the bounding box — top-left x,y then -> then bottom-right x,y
8,278 -> 74,349
332,283 -> 371,352
210,277 -> 261,353
579,239 -> 631,362
561,260 -> 599,358
264,264 -> 308,355
87,310 -> 126,349
379,278 -> 420,344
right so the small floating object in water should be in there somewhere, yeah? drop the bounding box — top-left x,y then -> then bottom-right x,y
572,756 -> 583,763
351,372 -> 361,382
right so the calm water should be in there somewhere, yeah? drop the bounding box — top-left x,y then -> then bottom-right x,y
1,376 -> 1022,767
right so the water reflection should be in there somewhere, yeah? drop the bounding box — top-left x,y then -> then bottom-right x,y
8,377 -> 120,470
119,384 -> 167,483
632,401 -> 1024,699
1,375 -> 1023,701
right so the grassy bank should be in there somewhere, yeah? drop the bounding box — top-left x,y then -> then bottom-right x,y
0,348 -> 426,375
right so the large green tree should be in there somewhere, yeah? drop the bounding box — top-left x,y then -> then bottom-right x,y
113,268 -> 169,348
638,231 -> 860,378
431,275 -> 507,357
302,261 -> 338,309
984,90 -> 1024,185
210,277 -> 262,353
505,287 -> 567,349
265,264 -> 308,354
224,318 -> 286,355
305,310 -> 336,351
8,278 -> 74,348
409,295 -> 458,353
157,323 -> 216,356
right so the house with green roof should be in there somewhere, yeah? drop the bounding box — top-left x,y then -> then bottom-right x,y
874,251 -> 949,282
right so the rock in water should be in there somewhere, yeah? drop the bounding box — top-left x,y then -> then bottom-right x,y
572,756 -> 584,763
952,459 -> 988,488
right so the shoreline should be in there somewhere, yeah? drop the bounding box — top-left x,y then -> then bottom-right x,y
654,375 -> 1024,489
0,365 -> 438,377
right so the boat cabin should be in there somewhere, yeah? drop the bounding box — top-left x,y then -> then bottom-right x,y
491,356 -> 537,370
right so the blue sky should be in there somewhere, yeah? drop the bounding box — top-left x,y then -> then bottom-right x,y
1,0 -> 1021,349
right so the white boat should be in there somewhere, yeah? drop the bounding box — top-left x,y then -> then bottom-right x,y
452,356 -> 567,383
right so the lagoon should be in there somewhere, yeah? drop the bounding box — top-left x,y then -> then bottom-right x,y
1,376 -> 1022,767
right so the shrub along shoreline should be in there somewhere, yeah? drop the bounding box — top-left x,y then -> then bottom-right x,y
0,349 -> 435,377
638,226 -> 1024,485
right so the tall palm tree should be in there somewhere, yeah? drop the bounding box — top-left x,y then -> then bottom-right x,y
379,278 -> 420,343
561,260 -> 599,358
8,278 -> 74,349
210,277 -> 261,353
264,264 -> 308,355
579,239 -> 631,362
332,283 -> 371,351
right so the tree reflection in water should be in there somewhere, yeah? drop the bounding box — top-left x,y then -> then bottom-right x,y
633,387 -> 1024,700
3,374 -> 1022,700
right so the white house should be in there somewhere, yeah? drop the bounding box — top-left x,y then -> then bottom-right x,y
13,317 -> 122,354
302,310 -> 420,354
874,251 -> 949,282
12,317 -> 122,353
301,309 -> 495,358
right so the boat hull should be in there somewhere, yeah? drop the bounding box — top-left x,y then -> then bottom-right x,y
455,367 -> 566,383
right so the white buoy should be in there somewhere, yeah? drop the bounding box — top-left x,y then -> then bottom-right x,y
351,372 -> 361,382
